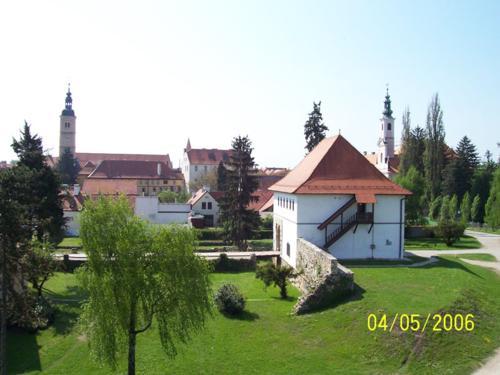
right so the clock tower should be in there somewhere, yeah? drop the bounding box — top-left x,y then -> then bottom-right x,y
376,88 -> 395,175
59,85 -> 76,157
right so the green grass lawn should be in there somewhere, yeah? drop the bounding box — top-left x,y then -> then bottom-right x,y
7,258 -> 500,374
405,235 -> 481,250
58,237 -> 82,248
455,253 -> 497,262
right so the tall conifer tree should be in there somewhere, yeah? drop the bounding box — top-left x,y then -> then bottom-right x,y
304,101 -> 328,153
219,136 -> 260,249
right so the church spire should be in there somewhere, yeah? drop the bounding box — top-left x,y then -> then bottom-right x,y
61,84 -> 75,116
383,86 -> 393,117
186,138 -> 192,152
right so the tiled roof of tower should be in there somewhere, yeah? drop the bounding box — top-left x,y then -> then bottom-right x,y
186,149 -> 233,165
269,135 -> 411,196
87,160 -> 183,179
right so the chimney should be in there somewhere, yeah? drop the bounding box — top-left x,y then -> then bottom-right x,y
73,184 -> 80,195
157,162 -> 162,176
363,151 -> 367,155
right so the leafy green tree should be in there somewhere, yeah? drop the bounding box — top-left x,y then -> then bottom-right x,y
395,166 -> 426,224
471,194 -> 482,223
56,148 -> 81,185
485,168 -> 500,228
460,191 -> 471,225
423,93 -> 446,201
304,101 -> 328,153
449,194 -> 458,221
256,262 -> 297,299
78,196 -> 212,374
11,122 -> 64,243
158,189 -> 189,203
24,237 -> 57,298
399,107 -> 412,175
0,166 -> 33,374
470,152 -> 497,223
439,195 -> 451,223
429,195 -> 442,221
188,168 -> 218,192
219,136 -> 260,249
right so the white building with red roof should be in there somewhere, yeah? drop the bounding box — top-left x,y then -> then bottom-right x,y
269,135 -> 411,266
181,139 -> 232,192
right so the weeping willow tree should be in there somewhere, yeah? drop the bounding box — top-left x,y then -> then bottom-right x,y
78,196 -> 212,375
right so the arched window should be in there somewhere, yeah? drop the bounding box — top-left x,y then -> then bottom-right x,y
381,124 -> 383,130
387,123 -> 392,130
286,243 -> 290,256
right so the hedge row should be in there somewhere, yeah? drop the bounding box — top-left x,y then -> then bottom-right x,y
195,228 -> 272,241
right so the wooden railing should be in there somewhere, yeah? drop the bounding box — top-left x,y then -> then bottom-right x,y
324,212 -> 374,248
317,196 -> 356,230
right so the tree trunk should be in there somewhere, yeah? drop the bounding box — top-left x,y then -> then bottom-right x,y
128,305 -> 137,375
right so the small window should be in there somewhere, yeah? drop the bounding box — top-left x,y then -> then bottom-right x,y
286,243 -> 290,256
207,202 -> 212,209
202,202 -> 206,209
387,123 -> 392,131
64,147 -> 70,153
381,124 -> 383,130
195,166 -> 198,172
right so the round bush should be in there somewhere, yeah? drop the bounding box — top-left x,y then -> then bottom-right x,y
214,283 -> 245,315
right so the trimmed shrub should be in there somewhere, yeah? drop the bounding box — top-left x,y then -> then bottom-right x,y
435,222 -> 465,246
214,283 -> 246,315
212,253 -> 256,272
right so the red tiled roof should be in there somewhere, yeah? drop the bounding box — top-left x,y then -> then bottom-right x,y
270,135 -> 411,196
60,190 -> 85,211
187,189 -> 224,205
248,190 -> 274,212
50,152 -> 172,169
87,160 -> 183,180
186,149 -> 233,165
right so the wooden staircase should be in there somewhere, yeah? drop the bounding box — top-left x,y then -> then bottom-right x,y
324,212 -> 358,248
318,197 -> 375,249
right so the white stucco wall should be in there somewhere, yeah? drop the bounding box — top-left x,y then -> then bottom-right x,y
273,193 -> 406,265
135,196 -> 190,224
191,192 -> 220,226
182,152 -> 218,192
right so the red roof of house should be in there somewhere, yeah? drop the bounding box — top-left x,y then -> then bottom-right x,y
247,190 -> 274,212
270,135 -> 411,197
87,160 -> 183,180
187,189 -> 225,205
49,152 -> 172,169
186,149 -> 233,165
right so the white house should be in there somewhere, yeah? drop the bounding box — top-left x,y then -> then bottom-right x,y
187,188 -> 224,227
181,139 -> 232,191
135,196 -> 190,224
269,135 -> 411,267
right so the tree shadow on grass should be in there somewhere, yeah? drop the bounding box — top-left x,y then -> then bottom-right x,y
7,327 -> 41,374
44,284 -> 86,335
421,257 -> 484,278
221,310 -> 260,321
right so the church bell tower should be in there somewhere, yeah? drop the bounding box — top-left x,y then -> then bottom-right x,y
59,85 -> 76,157
377,87 -> 395,171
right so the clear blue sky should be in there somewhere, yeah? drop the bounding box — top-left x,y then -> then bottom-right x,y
0,0 -> 499,168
